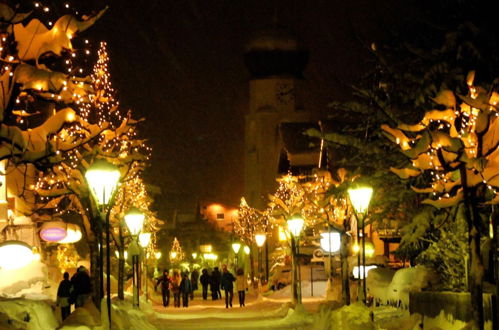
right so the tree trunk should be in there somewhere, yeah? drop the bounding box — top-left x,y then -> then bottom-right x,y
341,232 -> 350,305
461,166 -> 485,330
89,238 -> 101,309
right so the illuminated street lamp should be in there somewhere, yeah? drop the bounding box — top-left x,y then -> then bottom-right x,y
125,207 -> 145,308
348,186 -> 373,304
139,232 -> 151,301
192,252 -> 198,259
254,233 -> 266,287
0,241 -> 36,270
85,159 -> 120,324
243,245 -> 250,255
155,251 -> 162,260
232,242 -> 241,270
287,214 -> 305,305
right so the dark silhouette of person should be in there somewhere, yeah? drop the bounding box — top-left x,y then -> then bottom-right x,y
155,269 -> 171,307
220,264 -> 236,308
179,272 -> 193,307
199,269 -> 210,300
71,266 -> 91,308
171,271 -> 181,308
190,268 -> 199,300
210,267 -> 222,300
235,268 -> 248,307
57,272 -> 73,320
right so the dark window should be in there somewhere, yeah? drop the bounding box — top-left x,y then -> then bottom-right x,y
216,213 -> 224,220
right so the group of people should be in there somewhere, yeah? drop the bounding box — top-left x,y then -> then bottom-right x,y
157,265 -> 248,309
56,266 -> 92,321
155,269 -> 198,307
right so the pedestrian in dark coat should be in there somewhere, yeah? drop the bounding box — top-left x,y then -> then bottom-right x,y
155,269 -> 171,307
179,273 -> 192,307
190,268 -> 199,299
210,267 -> 222,300
57,272 -> 73,320
71,266 -> 91,308
199,269 -> 210,300
220,264 -> 236,308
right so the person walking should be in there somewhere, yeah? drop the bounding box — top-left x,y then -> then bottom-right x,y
57,272 -> 73,320
71,266 -> 91,308
200,269 -> 210,300
190,268 -> 199,300
155,269 -> 171,307
179,272 -> 193,307
220,264 -> 236,308
235,268 -> 248,307
211,267 -> 222,300
171,270 -> 181,308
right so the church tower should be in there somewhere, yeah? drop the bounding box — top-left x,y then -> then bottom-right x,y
243,27 -> 309,209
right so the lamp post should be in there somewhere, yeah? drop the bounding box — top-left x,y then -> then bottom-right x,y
85,159 -> 120,325
287,214 -> 305,305
254,233 -> 266,288
348,186 -> 373,304
139,232 -> 151,302
232,242 -> 241,271
124,207 -> 145,308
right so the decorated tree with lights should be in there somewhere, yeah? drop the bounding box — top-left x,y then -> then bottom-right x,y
382,73 -> 498,329
233,197 -> 267,287
169,237 -> 185,265
32,41 -> 151,305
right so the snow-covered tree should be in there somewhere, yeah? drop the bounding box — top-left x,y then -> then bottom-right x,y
382,74 -> 498,329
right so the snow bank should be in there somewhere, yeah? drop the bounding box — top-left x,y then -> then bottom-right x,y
0,261 -> 47,297
328,302 -> 375,330
366,266 -> 438,308
0,298 -> 58,330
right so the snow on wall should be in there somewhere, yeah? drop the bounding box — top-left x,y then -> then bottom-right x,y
0,261 -> 48,297
367,266 -> 438,308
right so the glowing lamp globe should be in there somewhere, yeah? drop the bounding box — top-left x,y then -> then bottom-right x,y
124,207 -> 145,236
287,214 -> 305,237
58,224 -> 82,244
348,187 -> 373,214
254,233 -> 266,247
192,252 -> 198,259
232,242 -> 241,253
243,245 -> 250,255
40,221 -> 67,242
138,232 -> 151,248
85,159 -> 121,206
155,251 -> 162,259
0,241 -> 35,270
352,265 -> 377,279
320,232 -> 341,253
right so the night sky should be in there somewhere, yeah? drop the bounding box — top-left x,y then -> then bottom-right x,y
82,0 -> 426,217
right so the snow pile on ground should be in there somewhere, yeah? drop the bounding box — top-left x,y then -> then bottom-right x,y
267,280 -> 327,299
366,268 -> 395,304
367,266 -> 438,308
0,298 -> 58,330
0,261 -> 48,297
327,302 -> 376,330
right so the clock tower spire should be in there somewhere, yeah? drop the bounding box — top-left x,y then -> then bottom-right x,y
243,27 -> 309,209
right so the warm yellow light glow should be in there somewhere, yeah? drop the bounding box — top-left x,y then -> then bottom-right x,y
138,232 -> 151,248
0,241 -> 35,270
232,242 -> 241,253
124,207 -> 145,236
170,251 -> 178,260
352,265 -> 377,279
155,251 -> 162,259
85,159 -> 121,205
320,232 -> 341,253
348,187 -> 373,214
287,214 -> 305,237
66,111 -> 76,122
200,244 -> 212,253
352,241 -> 375,258
58,224 -> 82,244
203,253 -> 218,260
278,226 -> 288,241
254,233 -> 266,247
192,252 -> 198,259
243,246 -> 250,255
